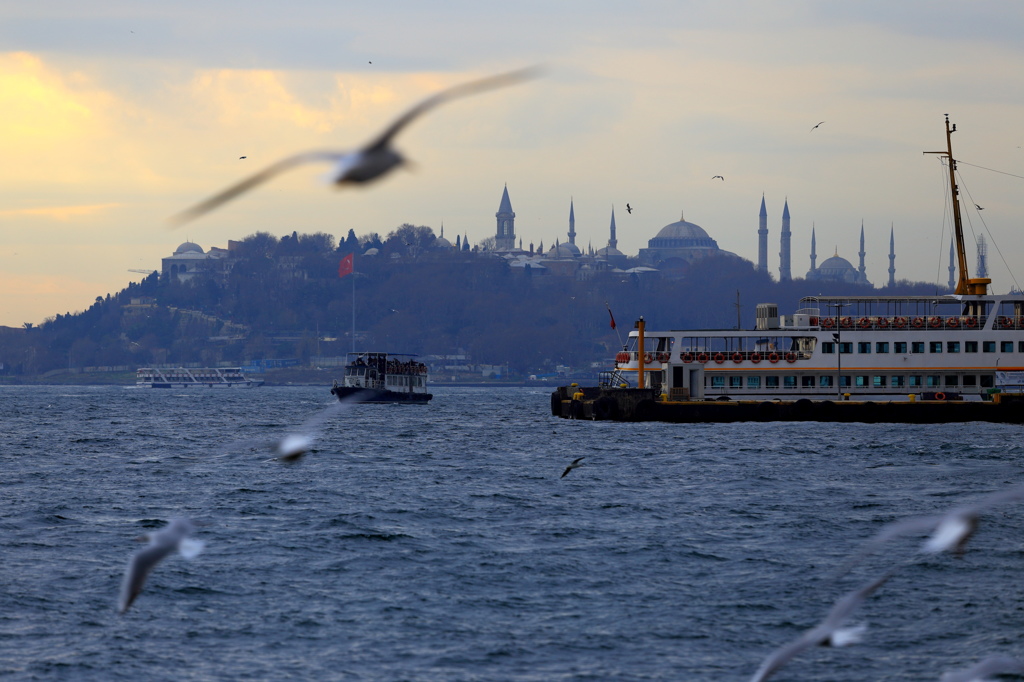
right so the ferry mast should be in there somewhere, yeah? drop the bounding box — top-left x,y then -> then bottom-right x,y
925,115 -> 990,295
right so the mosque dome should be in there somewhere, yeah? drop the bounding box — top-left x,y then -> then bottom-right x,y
648,215 -> 718,249
816,254 -> 856,275
174,242 -> 204,255
547,242 -> 581,258
434,236 -> 453,249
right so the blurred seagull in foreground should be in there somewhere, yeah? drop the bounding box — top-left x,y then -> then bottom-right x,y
235,394 -> 366,463
834,482 -> 1024,577
561,457 -> 585,478
118,518 -> 204,614
940,655 -> 1024,682
169,67 -> 541,226
749,571 -> 892,682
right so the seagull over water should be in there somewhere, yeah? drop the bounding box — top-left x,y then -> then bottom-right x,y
118,518 -> 204,614
258,396 -> 366,463
169,67 -> 541,226
561,457 -> 585,478
749,571 -> 892,682
940,655 -> 1024,682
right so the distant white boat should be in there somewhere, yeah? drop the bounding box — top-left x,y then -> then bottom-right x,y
136,367 -> 264,388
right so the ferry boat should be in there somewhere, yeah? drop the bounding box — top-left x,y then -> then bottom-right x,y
330,352 -> 432,404
602,116 -> 1024,405
136,367 -> 264,388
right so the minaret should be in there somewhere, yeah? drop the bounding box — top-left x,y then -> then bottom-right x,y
977,234 -> 988,278
948,238 -> 956,290
568,199 -> 576,247
495,184 -> 515,251
757,195 -> 768,273
858,221 -> 867,283
608,207 -> 618,250
888,224 -> 895,287
779,199 -> 791,282
809,223 -> 817,272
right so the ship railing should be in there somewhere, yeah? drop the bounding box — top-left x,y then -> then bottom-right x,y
623,350 -> 814,364
818,315 -> 989,330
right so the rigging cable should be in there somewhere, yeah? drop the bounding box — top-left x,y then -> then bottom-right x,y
955,168 -> 1022,292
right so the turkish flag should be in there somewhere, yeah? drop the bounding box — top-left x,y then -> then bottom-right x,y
607,306 -> 617,330
338,253 -> 354,278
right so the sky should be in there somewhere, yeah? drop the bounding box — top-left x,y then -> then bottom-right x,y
3,1 -> 1024,327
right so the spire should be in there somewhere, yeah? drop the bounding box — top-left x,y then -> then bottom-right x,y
495,184 -> 516,250
498,184 -> 513,213
779,198 -> 791,282
609,206 -> 618,250
810,223 -> 817,272
858,220 -> 866,282
888,223 -> 895,287
977,233 -> 988,278
782,198 -> 790,220
757,195 -> 768,273
568,198 -> 576,246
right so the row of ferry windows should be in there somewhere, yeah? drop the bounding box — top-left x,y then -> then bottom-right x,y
709,375 -> 995,389
821,341 -> 1024,354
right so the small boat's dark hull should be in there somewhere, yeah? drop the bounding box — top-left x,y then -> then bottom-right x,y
331,385 -> 432,404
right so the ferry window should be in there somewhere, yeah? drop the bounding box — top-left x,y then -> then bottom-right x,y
1020,341 -> 1024,353
876,342 -> 889,353
858,342 -> 871,354
891,376 -> 905,388
766,376 -> 780,388
963,375 -> 977,387
945,375 -> 959,387
1002,341 -> 1014,353
821,342 -> 835,354
729,376 -> 743,389
981,375 -> 995,388
820,375 -> 834,388
947,342 -> 960,353
984,341 -> 996,352
855,376 -> 868,387
929,342 -> 943,353
965,341 -> 978,353
802,376 -> 815,388
912,342 -> 925,353
711,376 -> 725,388
784,376 -> 797,388
927,375 -> 941,387
839,375 -> 851,388
747,376 -> 761,389
839,342 -> 853,354
909,376 -> 923,387
873,376 -> 886,388
895,341 -> 908,354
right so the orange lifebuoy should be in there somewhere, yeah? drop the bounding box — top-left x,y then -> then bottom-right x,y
965,317 -> 978,328
1001,317 -> 1014,329
929,316 -> 942,328
731,352 -> 743,363
809,317 -> 819,326
893,317 -> 907,328
657,352 -> 670,363
858,317 -> 871,329
768,352 -> 780,364
697,353 -> 709,364
785,352 -> 797,363
681,352 -> 694,363
946,317 -> 959,328
840,317 -> 853,328
876,317 -> 889,328
935,392 -> 946,401
750,353 -> 762,364
713,353 -> 726,364
643,352 -> 653,364
822,317 -> 835,329
912,317 -> 924,328
615,352 -> 629,363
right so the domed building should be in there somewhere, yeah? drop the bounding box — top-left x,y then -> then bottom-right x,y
161,241 -> 232,283
637,212 -> 743,275
804,224 -> 872,285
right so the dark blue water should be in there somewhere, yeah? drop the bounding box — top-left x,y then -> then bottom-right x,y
2,385 -> 1024,680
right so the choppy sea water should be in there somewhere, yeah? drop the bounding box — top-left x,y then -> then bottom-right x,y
2,385 -> 1024,681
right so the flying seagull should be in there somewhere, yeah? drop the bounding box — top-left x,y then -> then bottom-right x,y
940,655 -> 1024,682
561,457 -> 585,478
749,571 -> 892,682
118,518 -> 204,614
811,121 -> 825,131
239,156 -> 247,160
169,66 -> 541,226
834,482 -> 1024,577
260,395 -> 366,463
975,204 -> 984,211
712,175 -> 724,180
625,204 -> 633,214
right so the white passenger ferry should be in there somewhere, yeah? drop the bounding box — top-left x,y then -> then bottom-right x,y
136,367 -> 264,388
606,116 -> 1024,403
330,352 -> 432,404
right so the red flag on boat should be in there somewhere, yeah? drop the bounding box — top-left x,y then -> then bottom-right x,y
338,253 -> 354,278
606,303 -> 616,330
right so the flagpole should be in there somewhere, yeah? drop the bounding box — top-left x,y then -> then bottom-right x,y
351,265 -> 356,353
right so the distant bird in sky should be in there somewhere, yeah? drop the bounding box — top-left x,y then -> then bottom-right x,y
975,204 -> 984,211
940,655 -> 1024,682
169,66 -> 541,226
749,571 -> 892,682
811,121 -> 825,131
239,156 -> 247,160
712,175 -> 724,180
118,518 -> 204,614
561,457 -> 585,478
626,204 -> 633,214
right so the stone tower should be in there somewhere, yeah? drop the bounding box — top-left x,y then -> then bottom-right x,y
757,195 -> 768,273
858,221 -> 867,282
495,184 -> 516,251
779,199 -> 791,282
888,225 -> 896,287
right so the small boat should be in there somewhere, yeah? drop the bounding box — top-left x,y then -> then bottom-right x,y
136,367 -> 264,388
330,352 -> 432,404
